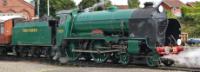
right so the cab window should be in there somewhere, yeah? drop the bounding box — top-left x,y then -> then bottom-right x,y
59,15 -> 67,25
0,23 -> 4,34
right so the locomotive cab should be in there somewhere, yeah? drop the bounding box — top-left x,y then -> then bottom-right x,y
48,20 -> 59,45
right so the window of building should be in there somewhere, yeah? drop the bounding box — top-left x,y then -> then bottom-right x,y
0,23 -> 4,34
3,0 -> 7,6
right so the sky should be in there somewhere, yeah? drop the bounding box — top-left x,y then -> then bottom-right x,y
25,0 -> 200,6
73,0 -> 200,5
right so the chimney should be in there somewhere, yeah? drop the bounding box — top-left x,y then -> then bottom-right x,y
144,2 -> 154,8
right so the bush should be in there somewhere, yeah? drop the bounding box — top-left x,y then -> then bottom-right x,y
180,2 -> 200,37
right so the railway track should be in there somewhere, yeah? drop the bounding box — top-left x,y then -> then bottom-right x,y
0,56 -> 199,72
67,60 -> 200,72
158,66 -> 200,72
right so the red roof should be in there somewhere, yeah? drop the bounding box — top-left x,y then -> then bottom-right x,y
114,5 -> 128,9
186,2 -> 196,7
162,0 -> 184,8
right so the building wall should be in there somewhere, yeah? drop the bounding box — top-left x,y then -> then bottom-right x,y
0,0 -> 35,20
161,2 -> 182,17
161,3 -> 171,10
114,5 -> 129,9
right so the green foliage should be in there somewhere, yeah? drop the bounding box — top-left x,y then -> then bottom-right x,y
78,0 -> 112,10
50,0 -> 75,16
104,1 -> 112,9
166,10 -> 177,18
50,0 -> 75,11
79,0 -> 98,10
128,0 -> 139,8
193,2 -> 200,7
180,2 -> 200,37
35,0 -> 75,17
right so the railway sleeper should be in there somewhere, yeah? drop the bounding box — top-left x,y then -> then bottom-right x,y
128,56 -> 158,65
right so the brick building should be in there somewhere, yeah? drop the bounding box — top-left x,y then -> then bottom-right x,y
0,0 -> 35,20
161,0 -> 184,17
186,2 -> 196,7
114,5 -> 129,9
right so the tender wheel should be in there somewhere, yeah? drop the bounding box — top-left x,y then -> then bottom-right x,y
2,50 -> 7,56
16,47 -> 29,57
44,47 -> 52,58
34,49 -> 41,58
90,40 -> 109,63
161,58 -> 174,67
65,42 -> 81,61
0,47 -> 7,56
119,53 -> 129,65
31,47 -> 42,58
17,51 -> 28,57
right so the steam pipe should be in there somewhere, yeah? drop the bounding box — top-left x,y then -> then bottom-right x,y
84,0 -> 108,12
37,0 -> 40,17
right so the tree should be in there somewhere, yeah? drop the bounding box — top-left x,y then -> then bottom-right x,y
128,0 -> 139,8
180,2 -> 200,37
78,0 -> 98,10
50,0 -> 75,16
35,0 -> 76,17
78,0 -> 112,11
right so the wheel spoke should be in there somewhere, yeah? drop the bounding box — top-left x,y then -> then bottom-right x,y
90,40 -> 109,63
66,42 -> 81,61
119,53 -> 129,65
146,53 -> 160,67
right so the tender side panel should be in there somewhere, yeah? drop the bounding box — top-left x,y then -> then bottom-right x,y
12,21 -> 52,46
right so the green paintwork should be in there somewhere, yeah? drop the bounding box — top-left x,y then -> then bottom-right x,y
12,21 -> 52,46
56,15 -> 72,46
118,53 -> 129,64
127,40 -> 140,54
90,40 -> 109,63
66,42 -> 81,61
146,52 -> 160,67
73,9 -> 134,34
56,9 -> 160,65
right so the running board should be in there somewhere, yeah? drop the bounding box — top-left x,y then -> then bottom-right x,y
72,49 -> 120,53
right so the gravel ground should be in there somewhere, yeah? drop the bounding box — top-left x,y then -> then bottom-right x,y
0,61 -> 184,72
1,46 -> 199,72
2,46 -> 197,72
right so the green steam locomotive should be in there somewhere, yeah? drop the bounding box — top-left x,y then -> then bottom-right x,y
0,3 -> 183,67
